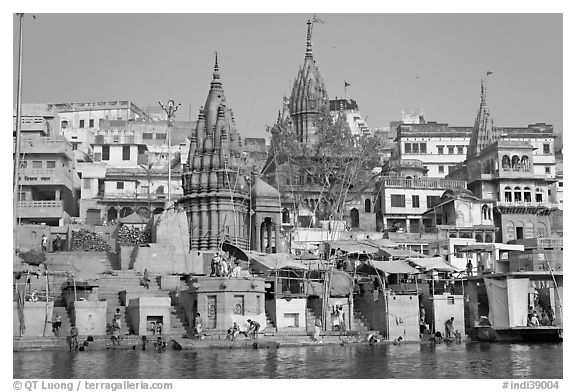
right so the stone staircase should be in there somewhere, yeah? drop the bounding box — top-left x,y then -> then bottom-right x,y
94,270 -> 179,335
51,306 -> 72,337
169,306 -> 189,337
264,310 -> 276,332
353,308 -> 369,331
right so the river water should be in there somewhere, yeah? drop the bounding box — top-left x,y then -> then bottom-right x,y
14,342 -> 562,379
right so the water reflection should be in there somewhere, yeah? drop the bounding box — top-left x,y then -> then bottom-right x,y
13,342 -> 562,379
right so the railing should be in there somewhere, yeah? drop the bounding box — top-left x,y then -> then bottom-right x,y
18,200 -> 63,208
380,176 -> 466,189
496,201 -> 556,209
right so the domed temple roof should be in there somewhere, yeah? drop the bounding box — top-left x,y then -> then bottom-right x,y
251,179 -> 280,199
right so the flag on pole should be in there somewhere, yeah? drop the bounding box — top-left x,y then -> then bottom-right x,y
312,14 -> 324,23
487,71 -> 493,76
344,81 -> 351,88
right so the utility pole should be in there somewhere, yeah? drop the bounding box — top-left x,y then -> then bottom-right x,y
13,13 -> 25,252
158,100 -> 181,206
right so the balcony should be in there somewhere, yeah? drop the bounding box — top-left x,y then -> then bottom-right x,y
379,176 -> 466,190
14,116 -> 48,134
17,200 -> 64,219
496,200 -> 557,214
18,168 -> 74,190
17,137 -> 74,160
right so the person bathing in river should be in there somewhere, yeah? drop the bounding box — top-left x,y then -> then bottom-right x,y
444,317 -> 455,338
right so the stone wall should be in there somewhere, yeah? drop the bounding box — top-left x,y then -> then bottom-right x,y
128,297 -> 171,336
13,301 -> 54,337
386,293 -> 420,341
274,298 -> 307,331
432,294 -> 465,336
74,300 -> 107,336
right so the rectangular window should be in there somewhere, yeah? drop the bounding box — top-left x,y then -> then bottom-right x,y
102,145 -> 110,161
448,146 -> 454,155
412,143 -> 420,153
543,144 -> 550,154
83,179 -> 91,189
116,182 -> 124,190
61,120 -> 68,129
143,133 -> 154,140
559,182 -> 563,188
122,146 -> 131,161
94,153 -> 102,162
404,143 -> 412,154
412,195 -> 420,208
283,313 -> 300,328
156,133 -> 167,140
420,143 -> 427,153
32,160 -> 42,169
71,142 -> 79,151
457,146 -> 464,155
46,161 -> 56,169
545,166 -> 551,174
437,146 -> 444,155
391,194 -> 406,207
89,119 -> 95,128
79,120 -> 85,128
439,165 -> 445,174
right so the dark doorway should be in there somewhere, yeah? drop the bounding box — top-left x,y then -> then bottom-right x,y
516,227 -> 524,240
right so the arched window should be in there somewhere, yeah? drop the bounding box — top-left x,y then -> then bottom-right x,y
504,187 -> 512,202
535,188 -> 544,203
502,155 -> 511,169
107,207 -> 118,221
485,234 -> 493,243
521,156 -> 530,170
137,207 -> 150,218
523,187 -> 531,202
475,234 -> 484,243
525,222 -> 534,238
119,207 -> 133,218
514,186 -> 522,202
350,208 -> 359,228
482,204 -> 489,220
364,199 -> 372,213
282,208 -> 290,224
512,155 -> 520,169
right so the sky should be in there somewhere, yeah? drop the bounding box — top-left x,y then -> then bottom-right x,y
13,13 -> 562,138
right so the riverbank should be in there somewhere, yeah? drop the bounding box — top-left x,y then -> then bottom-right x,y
14,331 -> 400,352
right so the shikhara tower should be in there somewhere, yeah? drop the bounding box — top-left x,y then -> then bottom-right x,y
180,54 -> 250,251
467,78 -> 499,159
288,20 -> 330,144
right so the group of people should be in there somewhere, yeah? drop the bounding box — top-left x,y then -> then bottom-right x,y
210,251 -> 242,278
527,305 -> 554,326
41,234 -> 64,252
225,319 -> 261,340
149,321 -> 164,336
331,305 -> 346,332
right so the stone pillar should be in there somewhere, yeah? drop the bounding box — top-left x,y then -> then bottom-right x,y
55,189 -> 61,201
210,197 -> 218,249
254,215 -> 261,252
406,218 -> 410,233
274,218 -> 281,253
200,200 -> 209,250
266,219 -> 272,253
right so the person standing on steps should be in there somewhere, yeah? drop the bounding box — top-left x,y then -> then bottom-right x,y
313,317 -> 322,342
142,268 -> 151,289
52,313 -> 62,336
194,313 -> 203,340
41,234 -> 48,252
114,308 -> 122,330
69,324 -> 79,351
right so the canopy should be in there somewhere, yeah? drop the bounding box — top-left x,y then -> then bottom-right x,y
248,252 -> 308,272
328,241 -> 379,255
222,241 -> 249,261
378,248 -> 423,259
406,257 -> 462,272
368,260 -> 420,275
364,238 -> 398,248
459,244 -> 494,252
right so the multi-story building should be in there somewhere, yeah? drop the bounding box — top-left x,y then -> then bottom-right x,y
329,98 -> 371,136
374,159 -> 467,233
79,128 -> 183,224
14,105 -> 80,226
56,100 -> 153,157
393,119 -> 472,178
448,79 -> 558,244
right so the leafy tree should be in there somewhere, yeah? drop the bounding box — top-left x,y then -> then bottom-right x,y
267,105 -> 381,225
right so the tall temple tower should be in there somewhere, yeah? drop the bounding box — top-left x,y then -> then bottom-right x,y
467,78 -> 498,159
288,20 -> 329,144
180,55 -> 250,251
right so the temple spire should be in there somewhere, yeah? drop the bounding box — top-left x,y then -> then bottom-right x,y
211,51 -> 221,88
305,20 -> 313,58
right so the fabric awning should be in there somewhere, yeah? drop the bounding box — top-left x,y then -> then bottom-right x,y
328,241 -> 379,255
378,248 -> 424,259
406,257 -> 462,272
248,252 -> 308,272
368,260 -> 420,274
459,244 -> 494,252
222,241 -> 250,261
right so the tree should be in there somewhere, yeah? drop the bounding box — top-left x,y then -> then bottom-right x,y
267,105 -> 381,225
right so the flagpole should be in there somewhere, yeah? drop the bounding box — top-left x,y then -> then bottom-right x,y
13,13 -> 25,253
